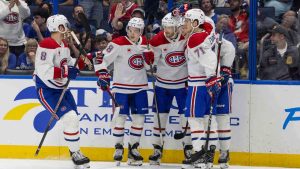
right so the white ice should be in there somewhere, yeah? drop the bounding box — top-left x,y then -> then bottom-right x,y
0,159 -> 297,169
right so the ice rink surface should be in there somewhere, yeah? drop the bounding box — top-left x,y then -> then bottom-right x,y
0,159 -> 298,169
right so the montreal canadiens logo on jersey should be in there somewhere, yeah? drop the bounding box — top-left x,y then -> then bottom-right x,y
128,54 -> 144,70
165,51 -> 186,67
4,12 -> 19,24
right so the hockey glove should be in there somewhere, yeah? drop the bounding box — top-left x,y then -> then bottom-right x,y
143,50 -> 154,65
62,65 -> 80,80
220,66 -> 232,86
96,69 -> 111,91
205,76 -> 221,97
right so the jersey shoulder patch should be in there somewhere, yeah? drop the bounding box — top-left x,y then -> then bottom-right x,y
149,31 -> 169,47
188,32 -> 209,49
39,38 -> 60,49
112,36 -> 132,46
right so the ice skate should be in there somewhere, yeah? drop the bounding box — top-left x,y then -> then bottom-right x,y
149,144 -> 163,165
70,151 -> 90,169
206,145 -> 216,169
113,143 -> 124,166
218,150 -> 230,169
127,143 -> 143,166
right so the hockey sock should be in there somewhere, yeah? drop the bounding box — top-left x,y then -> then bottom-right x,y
152,113 -> 168,146
203,115 -> 218,148
61,110 -> 80,152
130,114 -> 145,145
113,115 -> 127,145
216,114 -> 231,151
188,117 -> 205,152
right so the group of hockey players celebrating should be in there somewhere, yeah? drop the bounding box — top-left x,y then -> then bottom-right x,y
33,4 -> 235,169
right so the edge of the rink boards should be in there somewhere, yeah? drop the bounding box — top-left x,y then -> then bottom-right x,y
0,145 -> 299,168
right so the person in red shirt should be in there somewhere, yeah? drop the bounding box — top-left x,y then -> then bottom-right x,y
109,0 -> 139,39
228,0 -> 249,78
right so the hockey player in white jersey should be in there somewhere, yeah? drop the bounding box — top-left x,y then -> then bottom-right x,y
95,17 -> 149,166
34,14 -> 90,169
181,9 -> 221,169
144,13 -> 192,165
214,32 -> 235,169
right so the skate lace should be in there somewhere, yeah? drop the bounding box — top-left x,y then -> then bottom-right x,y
219,151 -> 228,160
114,148 -> 124,156
72,151 -> 85,161
153,148 -> 161,156
131,148 -> 141,157
185,149 -> 193,159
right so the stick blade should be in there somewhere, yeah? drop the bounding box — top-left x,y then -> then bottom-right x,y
174,132 -> 185,140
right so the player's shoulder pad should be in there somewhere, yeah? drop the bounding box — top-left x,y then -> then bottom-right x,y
149,31 -> 169,47
111,36 -> 132,46
188,32 -> 209,49
39,38 -> 61,49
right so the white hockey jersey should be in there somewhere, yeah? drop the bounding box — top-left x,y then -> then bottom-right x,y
34,38 -> 75,89
149,31 -> 187,89
0,0 -> 30,46
94,36 -> 148,94
214,33 -> 236,69
186,23 -> 217,86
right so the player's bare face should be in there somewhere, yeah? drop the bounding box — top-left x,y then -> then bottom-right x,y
127,26 -> 141,43
164,26 -> 176,39
184,19 -> 193,34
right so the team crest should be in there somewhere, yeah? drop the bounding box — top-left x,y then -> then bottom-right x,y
165,51 -> 186,67
128,54 -> 144,70
4,12 -> 19,24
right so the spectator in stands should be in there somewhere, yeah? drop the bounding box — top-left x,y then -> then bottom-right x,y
259,25 -> 300,80
40,2 -> 52,15
34,0 -> 74,6
17,38 -> 37,70
95,29 -> 112,42
78,0 -> 103,28
26,8 -> 50,42
109,0 -> 138,39
265,0 -> 293,21
216,14 -> 237,49
93,34 -> 108,52
228,0 -> 249,78
257,8 -> 278,40
71,5 -> 96,36
100,0 -> 112,33
0,37 -> 17,74
0,0 -> 30,58
281,10 -> 300,46
198,0 -> 218,23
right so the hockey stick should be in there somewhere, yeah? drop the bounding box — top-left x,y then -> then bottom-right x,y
174,118 -> 188,140
35,13 -> 91,156
106,89 -> 121,126
144,15 -> 164,146
204,30 -> 223,152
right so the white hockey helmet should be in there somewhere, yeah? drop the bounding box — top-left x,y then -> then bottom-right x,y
47,14 -> 70,34
127,17 -> 145,34
162,13 -> 178,27
184,9 -> 205,27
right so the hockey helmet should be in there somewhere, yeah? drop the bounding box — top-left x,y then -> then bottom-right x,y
126,17 -> 145,35
47,14 -> 70,34
184,9 -> 205,27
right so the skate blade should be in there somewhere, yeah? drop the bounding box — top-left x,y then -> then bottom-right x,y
181,164 -> 193,169
219,163 -> 229,169
74,165 -> 88,169
149,160 -> 160,165
194,163 -> 206,168
206,163 -> 214,169
115,161 -> 121,166
127,159 -> 142,166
